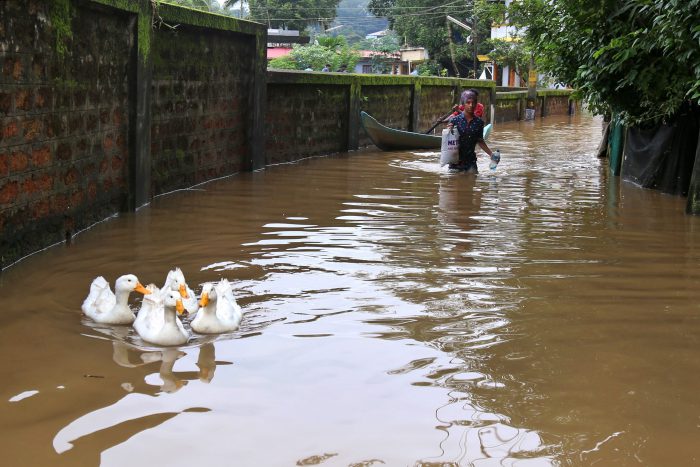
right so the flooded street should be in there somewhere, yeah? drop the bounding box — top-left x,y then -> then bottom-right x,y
1,113 -> 699,466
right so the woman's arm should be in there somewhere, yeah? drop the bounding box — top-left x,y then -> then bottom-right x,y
477,139 -> 492,157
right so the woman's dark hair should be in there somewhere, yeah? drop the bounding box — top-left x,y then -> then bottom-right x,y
460,88 -> 479,104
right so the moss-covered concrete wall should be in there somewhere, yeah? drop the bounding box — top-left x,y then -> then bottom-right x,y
265,83 -> 349,164
150,25 -> 255,194
0,0 -> 266,269
266,71 -> 497,159
0,0 -> 133,268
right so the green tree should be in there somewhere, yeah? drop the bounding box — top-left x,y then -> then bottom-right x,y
330,0 -> 388,45
483,37 -> 529,85
509,0 -> 700,124
367,0 -> 502,77
268,42 -> 360,71
367,32 -> 400,73
246,0 -> 342,32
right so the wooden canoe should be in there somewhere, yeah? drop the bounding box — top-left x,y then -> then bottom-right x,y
360,111 -> 492,151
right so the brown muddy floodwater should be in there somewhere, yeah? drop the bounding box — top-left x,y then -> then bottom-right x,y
1,113 -> 699,467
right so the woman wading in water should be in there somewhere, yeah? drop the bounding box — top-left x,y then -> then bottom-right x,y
448,89 -> 494,173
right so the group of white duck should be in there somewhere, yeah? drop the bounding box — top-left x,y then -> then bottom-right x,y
81,268 -> 242,346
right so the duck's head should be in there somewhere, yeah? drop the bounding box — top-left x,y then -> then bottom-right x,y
116,274 -> 151,295
167,268 -> 190,299
198,282 -> 217,307
163,290 -> 186,315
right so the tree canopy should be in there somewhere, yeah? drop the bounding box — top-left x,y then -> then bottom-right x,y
367,0 -> 503,77
508,0 -> 700,124
268,37 -> 360,71
246,0 -> 342,32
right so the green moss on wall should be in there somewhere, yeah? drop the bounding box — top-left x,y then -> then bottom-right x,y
89,0 -> 139,12
50,0 -> 73,59
497,91 -> 527,100
267,70 -> 494,89
537,89 -> 575,97
138,10 -> 151,61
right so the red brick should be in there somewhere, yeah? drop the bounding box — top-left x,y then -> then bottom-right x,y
15,89 -> 30,111
37,174 -> 53,192
70,190 -> 84,206
32,199 -> 50,219
12,59 -> 22,81
22,118 -> 40,141
111,155 -> 123,171
87,181 -> 97,200
0,152 -> 7,177
22,173 -> 53,196
63,167 -> 79,186
116,133 -> 126,150
31,145 -> 51,167
0,180 -> 19,205
2,119 -> 18,140
51,193 -> 68,213
99,157 -> 108,174
10,149 -> 29,173
103,135 -> 114,152
35,87 -> 50,109
69,114 -> 83,133
0,92 -> 11,114
56,142 -> 71,161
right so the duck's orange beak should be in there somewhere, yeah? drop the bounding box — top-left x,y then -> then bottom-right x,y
134,282 -> 151,295
179,283 -> 189,299
198,292 -> 209,308
176,299 -> 185,315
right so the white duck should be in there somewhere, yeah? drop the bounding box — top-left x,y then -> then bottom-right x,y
82,275 -> 150,324
133,283 -> 162,336
191,279 -> 242,334
162,268 -> 199,315
134,289 -> 190,346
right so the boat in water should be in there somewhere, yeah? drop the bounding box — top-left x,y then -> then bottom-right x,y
360,111 -> 492,151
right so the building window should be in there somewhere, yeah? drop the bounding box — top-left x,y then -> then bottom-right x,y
362,65 -> 372,74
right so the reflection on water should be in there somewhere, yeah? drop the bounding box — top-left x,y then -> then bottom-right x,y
1,114 -> 699,466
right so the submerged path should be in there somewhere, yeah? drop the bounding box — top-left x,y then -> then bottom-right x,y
0,114 -> 699,466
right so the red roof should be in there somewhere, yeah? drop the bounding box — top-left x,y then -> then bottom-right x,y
267,47 -> 292,59
358,50 -> 400,59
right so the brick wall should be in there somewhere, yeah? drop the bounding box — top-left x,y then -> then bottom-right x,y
543,94 -> 573,117
0,0 -> 265,269
265,83 -> 349,165
417,86 -> 457,133
150,27 -> 255,195
1,1 -> 131,266
495,98 -> 522,123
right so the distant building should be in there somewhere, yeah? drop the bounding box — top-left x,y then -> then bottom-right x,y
399,47 -> 429,75
353,50 -> 401,74
267,47 -> 293,61
489,0 -> 524,86
365,30 -> 388,40
267,29 -> 309,48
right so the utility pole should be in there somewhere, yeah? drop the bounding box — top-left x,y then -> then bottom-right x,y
472,6 -> 478,78
526,54 -> 537,119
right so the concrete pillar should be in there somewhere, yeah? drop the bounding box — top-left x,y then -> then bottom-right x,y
347,79 -> 362,150
409,82 -> 421,132
128,0 -> 153,211
686,127 -> 700,215
249,31 -> 267,170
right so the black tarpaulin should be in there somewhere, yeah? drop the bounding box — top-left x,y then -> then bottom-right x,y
622,104 -> 699,196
